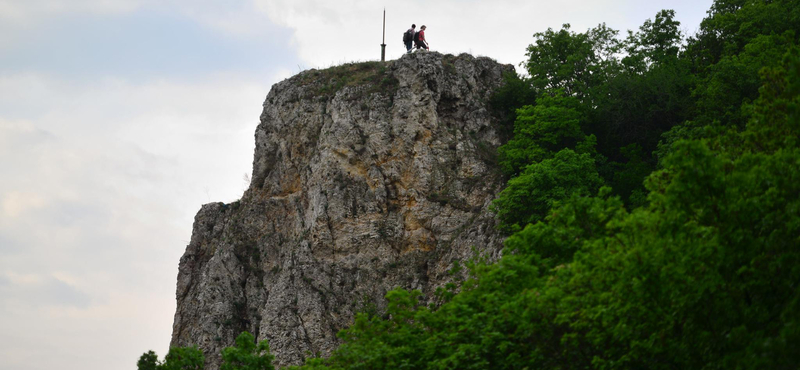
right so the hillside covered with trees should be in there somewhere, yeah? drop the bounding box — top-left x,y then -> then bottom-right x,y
140,0 -> 800,368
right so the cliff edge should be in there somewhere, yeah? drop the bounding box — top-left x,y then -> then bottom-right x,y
171,52 -> 513,368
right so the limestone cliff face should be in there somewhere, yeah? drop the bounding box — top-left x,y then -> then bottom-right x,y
171,52 -> 513,368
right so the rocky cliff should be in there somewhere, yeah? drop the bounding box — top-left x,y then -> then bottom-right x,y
170,52 -> 513,368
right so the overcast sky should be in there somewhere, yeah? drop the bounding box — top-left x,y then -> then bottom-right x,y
0,1 -> 712,369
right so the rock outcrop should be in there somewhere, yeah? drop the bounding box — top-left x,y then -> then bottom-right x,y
171,52 -> 513,368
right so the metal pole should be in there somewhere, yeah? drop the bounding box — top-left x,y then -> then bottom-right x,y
381,8 -> 386,61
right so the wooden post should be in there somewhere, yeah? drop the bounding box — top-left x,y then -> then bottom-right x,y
381,8 -> 386,61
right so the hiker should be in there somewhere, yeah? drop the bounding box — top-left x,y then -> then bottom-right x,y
414,25 -> 429,51
403,24 -> 416,53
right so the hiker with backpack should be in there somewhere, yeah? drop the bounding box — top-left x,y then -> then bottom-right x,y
414,25 -> 429,51
403,24 -> 416,53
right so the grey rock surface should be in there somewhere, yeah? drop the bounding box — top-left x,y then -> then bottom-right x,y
170,52 -> 513,368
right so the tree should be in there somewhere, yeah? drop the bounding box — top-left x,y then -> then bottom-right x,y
492,148 -> 603,232
136,347 -> 204,370
137,350 -> 159,370
623,9 -> 683,70
525,23 -> 621,101
220,332 -> 275,370
489,72 -> 537,131
160,347 -> 205,370
522,11 -> 692,199
497,91 -> 589,176
688,0 -> 800,68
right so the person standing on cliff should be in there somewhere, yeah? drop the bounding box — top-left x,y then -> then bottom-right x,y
415,25 -> 429,51
404,24 -> 416,53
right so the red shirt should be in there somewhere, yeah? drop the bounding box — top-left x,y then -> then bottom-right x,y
419,30 -> 426,42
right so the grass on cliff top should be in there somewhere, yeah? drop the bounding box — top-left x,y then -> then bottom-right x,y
298,61 -> 399,98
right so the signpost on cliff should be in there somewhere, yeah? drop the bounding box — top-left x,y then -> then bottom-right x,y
381,8 -> 386,62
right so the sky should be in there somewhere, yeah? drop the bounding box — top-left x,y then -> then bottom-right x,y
0,1 -> 713,369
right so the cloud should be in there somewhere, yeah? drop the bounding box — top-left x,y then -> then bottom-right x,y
0,10 -> 298,80
167,0 -> 282,37
0,72 -> 282,370
0,279 -> 175,370
0,0 -> 290,40
0,0 -> 141,26
1,191 -> 48,218
0,272 -> 92,309
0,71 -> 270,256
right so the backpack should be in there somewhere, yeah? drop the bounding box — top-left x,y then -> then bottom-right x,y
413,31 -> 420,42
403,29 -> 413,43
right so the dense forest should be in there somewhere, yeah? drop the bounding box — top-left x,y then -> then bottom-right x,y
140,0 -> 800,368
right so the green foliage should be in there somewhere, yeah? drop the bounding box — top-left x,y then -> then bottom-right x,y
518,11 -> 692,205
497,92 -> 588,175
689,0 -> 800,67
607,144 -> 652,207
489,72 -> 537,131
220,331 -> 275,370
525,23 -> 621,100
137,350 -> 159,370
137,347 -> 205,370
591,45 -> 692,159
692,32 -> 796,129
740,46 -> 800,152
623,9 -> 683,69
160,347 -> 205,370
139,333 -> 276,370
658,0 -> 800,161
570,143 -> 799,369
503,187 -> 626,264
492,149 -> 604,233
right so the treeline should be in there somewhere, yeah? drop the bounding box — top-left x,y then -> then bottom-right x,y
140,0 -> 800,368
